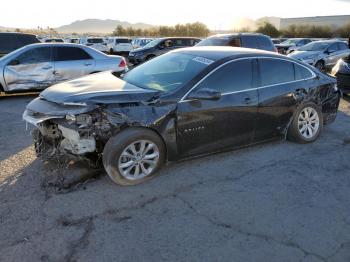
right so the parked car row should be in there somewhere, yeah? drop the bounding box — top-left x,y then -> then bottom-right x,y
288,40 -> 350,71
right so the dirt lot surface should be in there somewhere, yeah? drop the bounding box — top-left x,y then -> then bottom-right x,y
1,95 -> 350,262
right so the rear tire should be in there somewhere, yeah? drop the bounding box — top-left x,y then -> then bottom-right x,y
102,128 -> 165,186
288,102 -> 323,144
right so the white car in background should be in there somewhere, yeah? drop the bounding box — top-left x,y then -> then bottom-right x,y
80,37 -> 108,53
66,38 -> 80,44
107,37 -> 133,55
0,43 -> 127,93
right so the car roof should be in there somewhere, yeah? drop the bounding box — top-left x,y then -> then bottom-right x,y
0,32 -> 37,37
311,39 -> 344,44
24,43 -> 90,48
208,33 -> 265,38
159,37 -> 201,40
174,46 -> 285,61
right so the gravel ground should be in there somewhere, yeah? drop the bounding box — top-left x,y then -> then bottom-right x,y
0,95 -> 350,262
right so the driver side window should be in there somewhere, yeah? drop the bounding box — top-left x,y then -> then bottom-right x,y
14,47 -> 51,65
162,40 -> 173,48
194,59 -> 254,94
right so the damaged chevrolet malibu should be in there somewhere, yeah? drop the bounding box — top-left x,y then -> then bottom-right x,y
23,47 -> 341,186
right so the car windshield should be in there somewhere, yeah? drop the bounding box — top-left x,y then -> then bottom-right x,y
281,39 -> 299,45
143,39 -> 161,48
299,42 -> 331,51
123,52 -> 213,92
87,38 -> 104,44
196,37 -> 229,46
0,45 -> 28,61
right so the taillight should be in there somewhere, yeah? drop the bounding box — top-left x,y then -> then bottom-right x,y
118,58 -> 126,68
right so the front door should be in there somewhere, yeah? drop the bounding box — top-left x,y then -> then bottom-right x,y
3,46 -> 54,91
177,58 -> 258,157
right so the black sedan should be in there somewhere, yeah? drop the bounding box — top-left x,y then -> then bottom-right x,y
23,47 -> 341,186
332,56 -> 350,94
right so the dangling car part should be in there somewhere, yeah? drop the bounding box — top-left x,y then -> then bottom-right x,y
23,47 -> 341,186
331,56 -> 350,95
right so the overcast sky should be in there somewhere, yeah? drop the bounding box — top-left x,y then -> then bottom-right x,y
1,0 -> 350,29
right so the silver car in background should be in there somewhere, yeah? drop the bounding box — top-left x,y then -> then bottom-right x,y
0,43 -> 127,92
288,40 -> 350,71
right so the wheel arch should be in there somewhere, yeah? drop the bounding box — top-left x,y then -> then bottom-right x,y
112,125 -> 171,161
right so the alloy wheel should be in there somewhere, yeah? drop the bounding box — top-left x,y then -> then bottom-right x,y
297,107 -> 320,139
118,140 -> 160,180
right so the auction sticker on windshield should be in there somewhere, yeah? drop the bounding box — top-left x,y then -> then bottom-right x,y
192,57 -> 214,65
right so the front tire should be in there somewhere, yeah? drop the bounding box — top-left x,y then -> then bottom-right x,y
102,128 -> 165,186
288,102 -> 323,143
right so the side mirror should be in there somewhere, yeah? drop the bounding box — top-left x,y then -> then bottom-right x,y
158,44 -> 165,50
9,59 -> 20,66
187,88 -> 221,101
326,49 -> 335,54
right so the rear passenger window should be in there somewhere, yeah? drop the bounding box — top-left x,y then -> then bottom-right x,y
115,39 -> 130,44
196,59 -> 253,94
259,59 -> 294,86
173,39 -> 185,46
241,36 -> 258,49
258,37 -> 273,51
294,64 -> 313,80
54,47 -> 92,61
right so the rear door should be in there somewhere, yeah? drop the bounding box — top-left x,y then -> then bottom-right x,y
53,46 -> 95,83
177,58 -> 258,157
3,46 -> 54,91
255,58 -> 315,141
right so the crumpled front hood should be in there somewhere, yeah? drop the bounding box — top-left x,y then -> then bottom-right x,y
40,71 -> 158,105
288,51 -> 320,60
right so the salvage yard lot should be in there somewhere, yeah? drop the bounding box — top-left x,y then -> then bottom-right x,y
1,96 -> 350,262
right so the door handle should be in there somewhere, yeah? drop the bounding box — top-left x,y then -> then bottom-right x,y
42,66 -> 52,70
84,63 -> 92,66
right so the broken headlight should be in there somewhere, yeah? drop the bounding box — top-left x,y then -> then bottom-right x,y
65,114 -> 92,127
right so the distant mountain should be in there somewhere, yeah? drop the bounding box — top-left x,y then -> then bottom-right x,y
56,19 -> 154,34
0,26 -> 15,32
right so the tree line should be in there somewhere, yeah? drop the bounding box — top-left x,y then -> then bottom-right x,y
112,22 -> 210,37
255,22 -> 350,38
